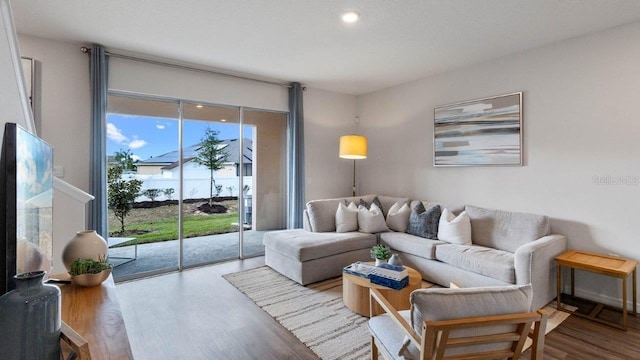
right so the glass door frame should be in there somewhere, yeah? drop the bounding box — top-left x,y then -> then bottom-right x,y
107,90 -> 289,278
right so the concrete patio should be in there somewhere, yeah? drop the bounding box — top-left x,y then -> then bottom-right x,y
108,230 -> 267,280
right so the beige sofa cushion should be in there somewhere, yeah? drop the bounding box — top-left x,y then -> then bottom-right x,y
465,205 -> 551,252
336,202 -> 358,233
386,202 -> 411,232
306,195 -> 375,232
379,232 -> 446,260
434,244 -> 515,283
263,229 -> 377,261
358,203 -> 389,233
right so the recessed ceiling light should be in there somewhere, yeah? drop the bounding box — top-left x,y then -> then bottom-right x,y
221,119 -> 227,122
196,104 -> 203,108
341,11 -> 360,24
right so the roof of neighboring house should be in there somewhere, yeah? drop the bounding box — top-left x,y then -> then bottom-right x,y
137,138 -> 252,168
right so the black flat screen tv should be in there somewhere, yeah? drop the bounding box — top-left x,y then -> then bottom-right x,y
0,123 -> 54,295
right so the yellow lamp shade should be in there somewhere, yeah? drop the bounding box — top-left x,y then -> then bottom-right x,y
339,135 -> 367,159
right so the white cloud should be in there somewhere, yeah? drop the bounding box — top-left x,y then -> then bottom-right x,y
107,123 -> 128,144
131,154 -> 142,161
129,139 -> 147,149
156,124 -> 165,130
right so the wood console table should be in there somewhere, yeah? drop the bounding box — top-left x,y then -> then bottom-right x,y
53,273 -> 134,359
556,249 -> 637,330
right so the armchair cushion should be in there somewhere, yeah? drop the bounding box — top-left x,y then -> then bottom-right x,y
402,284 -> 533,358
368,310 -> 417,360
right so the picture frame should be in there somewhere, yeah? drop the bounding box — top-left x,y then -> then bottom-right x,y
434,92 -> 522,166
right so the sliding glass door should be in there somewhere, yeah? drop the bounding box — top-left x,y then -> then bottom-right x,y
181,103 -> 242,266
106,94 -> 287,280
241,110 -> 288,257
106,95 -> 181,278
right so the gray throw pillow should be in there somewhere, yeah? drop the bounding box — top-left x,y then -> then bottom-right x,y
406,202 -> 441,239
358,196 -> 384,214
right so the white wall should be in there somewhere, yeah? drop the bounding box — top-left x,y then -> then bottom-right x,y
14,34 -> 357,254
0,0 -> 33,135
17,34 -> 91,192
358,21 -> 640,307
303,87 -> 358,201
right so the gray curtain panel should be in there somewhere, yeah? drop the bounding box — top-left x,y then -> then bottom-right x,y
88,44 -> 108,237
288,82 -> 305,228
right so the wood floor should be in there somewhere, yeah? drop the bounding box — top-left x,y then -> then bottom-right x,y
117,258 -> 640,359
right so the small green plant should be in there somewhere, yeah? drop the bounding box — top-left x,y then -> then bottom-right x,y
69,257 -> 113,276
142,188 -> 162,203
163,188 -> 175,200
370,245 -> 392,260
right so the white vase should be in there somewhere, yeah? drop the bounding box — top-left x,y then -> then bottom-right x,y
375,258 -> 387,266
62,230 -> 108,271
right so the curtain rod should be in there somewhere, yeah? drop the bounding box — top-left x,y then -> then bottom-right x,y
80,46 -> 293,89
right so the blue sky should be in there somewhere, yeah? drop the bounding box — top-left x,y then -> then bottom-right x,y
106,114 -> 248,160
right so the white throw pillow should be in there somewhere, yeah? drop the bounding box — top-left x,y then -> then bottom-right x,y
335,202 -> 358,233
358,203 -> 389,233
386,202 -> 411,232
437,208 -> 472,245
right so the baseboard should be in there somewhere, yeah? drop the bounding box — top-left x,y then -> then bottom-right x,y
566,286 -> 638,311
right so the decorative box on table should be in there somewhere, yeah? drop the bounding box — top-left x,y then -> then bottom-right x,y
343,262 -> 409,290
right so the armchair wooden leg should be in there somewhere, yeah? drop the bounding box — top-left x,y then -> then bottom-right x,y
371,336 -> 378,360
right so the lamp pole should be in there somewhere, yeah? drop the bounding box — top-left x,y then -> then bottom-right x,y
352,159 -> 356,197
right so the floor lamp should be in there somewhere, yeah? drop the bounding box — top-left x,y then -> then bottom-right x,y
339,135 -> 367,196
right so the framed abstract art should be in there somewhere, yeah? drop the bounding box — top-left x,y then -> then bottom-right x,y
434,92 -> 522,166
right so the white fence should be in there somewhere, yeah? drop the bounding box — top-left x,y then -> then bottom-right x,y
123,175 -> 253,201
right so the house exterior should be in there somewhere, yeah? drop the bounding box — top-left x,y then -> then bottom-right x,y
135,138 -> 253,179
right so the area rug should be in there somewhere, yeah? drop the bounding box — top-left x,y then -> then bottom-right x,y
223,266 -> 572,360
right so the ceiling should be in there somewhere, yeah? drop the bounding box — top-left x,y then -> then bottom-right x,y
11,0 -> 640,95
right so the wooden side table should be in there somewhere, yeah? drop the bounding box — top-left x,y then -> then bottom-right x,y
53,273 -> 134,359
343,264 -> 421,317
556,249 -> 637,330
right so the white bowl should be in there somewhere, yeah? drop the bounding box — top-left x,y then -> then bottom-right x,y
70,269 -> 111,287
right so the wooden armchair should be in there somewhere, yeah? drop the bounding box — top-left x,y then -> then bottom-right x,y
60,321 -> 92,360
368,285 -> 548,360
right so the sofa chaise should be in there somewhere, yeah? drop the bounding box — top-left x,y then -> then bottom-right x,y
263,194 -> 566,310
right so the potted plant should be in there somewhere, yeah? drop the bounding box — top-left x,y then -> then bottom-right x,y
68,257 -> 113,287
370,245 -> 392,266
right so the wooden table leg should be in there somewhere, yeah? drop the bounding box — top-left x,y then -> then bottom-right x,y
556,263 -> 562,310
634,268 -> 637,315
623,274 -> 628,330
570,268 -> 575,296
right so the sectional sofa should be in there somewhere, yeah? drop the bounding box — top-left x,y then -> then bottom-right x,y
263,194 -> 566,310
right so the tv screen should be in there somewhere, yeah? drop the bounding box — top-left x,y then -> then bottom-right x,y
0,123 -> 54,295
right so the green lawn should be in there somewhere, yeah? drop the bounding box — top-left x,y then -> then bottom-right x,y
108,201 -> 240,245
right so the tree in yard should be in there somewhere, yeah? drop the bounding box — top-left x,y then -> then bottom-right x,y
193,127 -> 228,206
107,165 -> 143,234
163,188 -> 175,200
226,185 -> 235,197
215,184 -> 223,198
142,188 -> 162,203
112,148 -> 137,172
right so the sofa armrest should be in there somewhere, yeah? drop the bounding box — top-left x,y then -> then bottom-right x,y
303,210 -> 312,231
514,234 -> 567,310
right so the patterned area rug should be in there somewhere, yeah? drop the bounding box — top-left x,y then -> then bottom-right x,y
223,266 -> 572,360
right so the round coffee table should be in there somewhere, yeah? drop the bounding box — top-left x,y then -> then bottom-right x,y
342,263 -> 422,317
